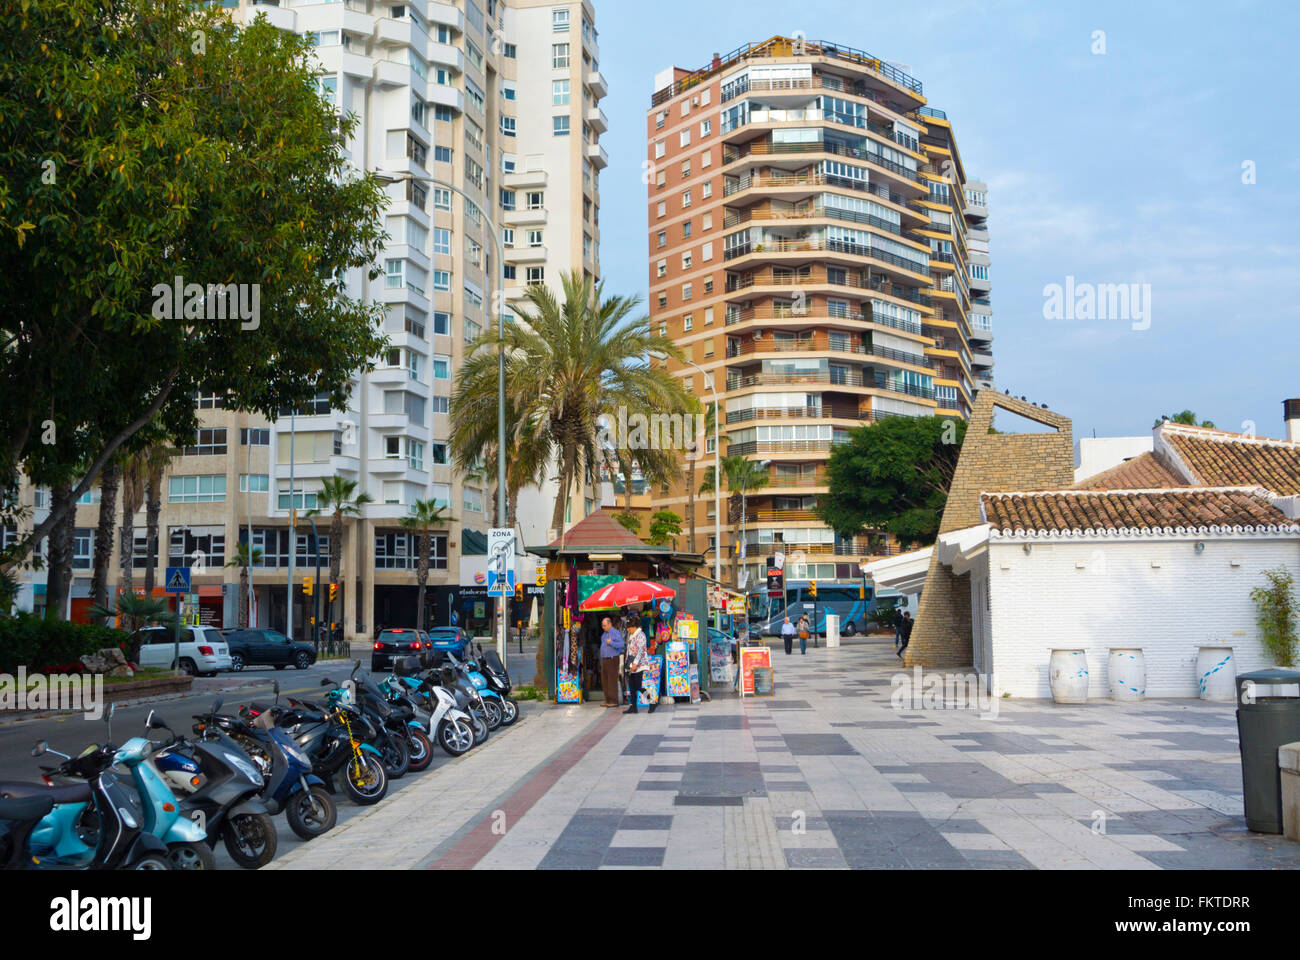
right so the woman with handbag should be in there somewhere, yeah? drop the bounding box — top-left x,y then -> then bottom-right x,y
797,614 -> 811,656
623,620 -> 650,715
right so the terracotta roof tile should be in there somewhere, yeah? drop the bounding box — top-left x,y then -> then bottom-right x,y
1163,426 -> 1300,496
981,487 -> 1298,535
1073,451 -> 1185,490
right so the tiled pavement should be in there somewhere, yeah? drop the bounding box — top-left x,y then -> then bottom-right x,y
268,638 -> 1300,870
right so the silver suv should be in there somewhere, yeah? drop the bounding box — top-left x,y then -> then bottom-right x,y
131,625 -> 233,676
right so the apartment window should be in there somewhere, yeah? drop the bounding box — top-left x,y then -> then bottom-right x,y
433,312 -> 450,336
526,191 -> 544,210
702,241 -> 714,262
682,189 -> 692,208
681,100 -> 690,117
682,251 -> 692,270
432,228 -> 451,255
499,188 -> 516,211
527,229 -> 543,247
682,282 -> 692,301
655,169 -> 667,188
552,8 -> 569,31
503,264 -> 516,280
654,140 -> 666,160
700,119 -> 712,137
431,442 -> 449,465
683,314 -> 693,332
411,99 -> 425,126
656,259 -> 667,278
169,526 -> 224,568
500,116 -> 516,137
552,43 -> 570,68
657,231 -> 667,248
433,186 -> 452,210
408,440 -> 424,471
433,270 -> 450,291
466,40 -> 484,70
502,227 -> 515,247
385,259 -> 404,288
702,180 -> 713,199
704,306 -> 714,325
552,80 -> 570,105
464,79 -> 485,114
169,475 -> 226,503
704,339 -> 714,358
682,220 -> 692,238
704,278 -> 713,294
434,105 -> 454,123
318,75 -> 337,105
503,42 -> 516,58
239,474 -> 269,493
679,129 -> 691,148
681,160 -> 691,178
240,428 -> 270,446
656,201 -> 666,218
434,146 -> 452,164
526,266 -> 545,285
657,293 -> 668,309
184,428 -> 227,456
656,110 -> 667,129
431,395 -> 449,414
553,116 -> 570,136
702,212 -> 713,230
276,485 -> 319,512
194,390 -> 225,409
700,89 -> 712,106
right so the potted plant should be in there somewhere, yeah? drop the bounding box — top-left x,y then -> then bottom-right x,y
1251,567 -> 1299,667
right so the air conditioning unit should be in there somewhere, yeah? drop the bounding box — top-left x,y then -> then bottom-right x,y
691,96 -> 700,106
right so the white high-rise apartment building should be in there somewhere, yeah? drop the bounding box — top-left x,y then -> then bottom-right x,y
10,0 -> 605,639
964,179 -> 994,390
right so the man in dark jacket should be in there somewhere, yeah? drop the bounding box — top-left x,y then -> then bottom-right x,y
897,611 -> 914,659
892,607 -> 904,648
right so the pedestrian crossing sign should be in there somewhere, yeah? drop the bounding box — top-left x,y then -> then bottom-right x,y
164,567 -> 191,594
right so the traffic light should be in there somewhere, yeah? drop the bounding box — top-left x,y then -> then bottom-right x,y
859,582 -> 865,599
809,580 -> 818,599
328,583 -> 338,603
514,583 -> 524,601
302,576 -> 314,597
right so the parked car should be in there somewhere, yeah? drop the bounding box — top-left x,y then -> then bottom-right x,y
372,628 -> 429,672
130,625 -> 232,677
427,626 -> 471,658
219,628 -> 318,672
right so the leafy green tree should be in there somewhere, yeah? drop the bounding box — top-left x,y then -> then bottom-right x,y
454,272 -> 690,535
224,543 -> 264,630
1251,567 -> 1298,667
305,476 -> 373,634
0,1 -> 388,557
613,512 -> 642,535
647,510 -> 683,547
399,500 -> 453,631
817,416 -> 967,546
1163,410 -> 1215,428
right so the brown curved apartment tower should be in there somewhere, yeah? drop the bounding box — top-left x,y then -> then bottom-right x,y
905,392 -> 1073,668
647,36 -> 996,588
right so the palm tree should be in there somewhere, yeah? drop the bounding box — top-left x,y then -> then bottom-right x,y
89,460 -> 122,624
142,444 -> 172,596
683,398 -> 716,553
305,475 -> 373,634
453,271 -> 691,536
118,454 -> 146,595
448,389 -> 548,528
700,455 -> 771,588
89,590 -> 176,640
398,499 -> 453,631
224,543 -> 264,629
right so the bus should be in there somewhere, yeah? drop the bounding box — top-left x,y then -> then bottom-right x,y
747,580 -> 902,637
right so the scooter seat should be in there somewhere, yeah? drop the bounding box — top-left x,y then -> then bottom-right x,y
0,780 -> 92,804
0,794 -> 55,822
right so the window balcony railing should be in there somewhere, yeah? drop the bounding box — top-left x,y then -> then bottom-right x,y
725,370 -> 935,400
723,205 -> 905,238
723,140 -> 921,183
724,335 -> 931,369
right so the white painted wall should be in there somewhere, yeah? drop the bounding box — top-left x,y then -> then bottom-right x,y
1074,436 -> 1154,484
985,536 -> 1300,698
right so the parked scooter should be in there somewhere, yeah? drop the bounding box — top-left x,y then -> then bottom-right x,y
462,643 -> 520,726
279,686 -> 389,806
389,657 -> 476,757
0,710 -> 171,870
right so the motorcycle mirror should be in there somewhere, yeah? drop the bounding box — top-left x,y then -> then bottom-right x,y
320,678 -> 335,687
212,697 -> 224,714
103,703 -> 116,722
148,714 -> 170,730
273,680 -> 280,696
31,740 -> 47,758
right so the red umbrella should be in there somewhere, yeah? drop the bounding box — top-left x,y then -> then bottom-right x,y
579,580 -> 676,611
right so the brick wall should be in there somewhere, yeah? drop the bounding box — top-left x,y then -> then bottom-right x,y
907,392 -> 1074,668
986,537 -> 1300,697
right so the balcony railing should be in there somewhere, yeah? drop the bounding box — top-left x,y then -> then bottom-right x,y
726,371 -> 936,400
728,439 -> 835,455
725,240 -> 929,276
725,335 -> 931,369
722,73 -> 921,117
723,140 -> 921,183
723,205 -> 906,238
726,406 -> 917,425
765,472 -> 829,488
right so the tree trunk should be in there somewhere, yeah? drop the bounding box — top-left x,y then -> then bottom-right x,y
143,473 -> 161,596
550,448 -> 574,535
119,506 -> 135,596
330,511 -> 343,634
90,461 -> 121,622
45,485 -> 75,620
416,531 -> 428,631
239,566 -> 250,629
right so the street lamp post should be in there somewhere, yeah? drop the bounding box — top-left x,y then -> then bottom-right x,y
376,171 -> 507,674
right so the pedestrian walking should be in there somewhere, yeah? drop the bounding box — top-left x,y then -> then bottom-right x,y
599,615 -> 625,707
623,620 -> 650,714
797,614 -> 811,655
780,616 -> 796,655
893,607 -> 904,648
897,611 -> 914,659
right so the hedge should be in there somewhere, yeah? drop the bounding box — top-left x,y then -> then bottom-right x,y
0,613 -> 130,674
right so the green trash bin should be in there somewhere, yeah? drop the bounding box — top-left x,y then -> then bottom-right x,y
1235,668 -> 1300,833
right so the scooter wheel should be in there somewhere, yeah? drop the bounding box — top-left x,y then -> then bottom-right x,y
406,729 -> 434,772
482,697 -> 503,730
166,841 -> 216,871
380,737 -> 410,779
500,698 -> 520,726
341,754 -> 388,805
222,812 -> 278,870
286,786 -> 337,841
131,854 -> 172,870
437,718 -> 473,757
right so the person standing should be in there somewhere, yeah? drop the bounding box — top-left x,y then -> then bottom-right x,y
797,614 -> 811,655
599,615 -> 625,707
897,611 -> 914,659
623,620 -> 650,714
893,607 -> 904,648
781,616 -> 796,656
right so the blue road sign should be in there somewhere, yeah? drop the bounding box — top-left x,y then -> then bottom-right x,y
164,567 -> 191,594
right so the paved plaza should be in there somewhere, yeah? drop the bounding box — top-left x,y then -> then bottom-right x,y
267,638 -> 1300,870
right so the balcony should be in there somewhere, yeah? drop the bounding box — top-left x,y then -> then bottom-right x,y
425,1 -> 464,31
504,244 -> 546,264
723,140 -> 922,185
723,172 -> 928,216
725,259 -> 930,296
586,71 -> 607,99
426,85 -> 463,113
504,207 -> 546,226
427,42 -> 464,72
726,406 -> 911,425
585,105 -> 608,134
725,334 -> 932,369
249,2 -> 295,31
723,204 -> 911,240
504,169 -> 547,189
728,439 -> 834,456
585,142 -> 609,168
726,370 -> 936,400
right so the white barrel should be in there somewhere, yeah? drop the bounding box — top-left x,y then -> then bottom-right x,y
1108,648 -> 1146,701
1049,649 -> 1089,703
825,614 -> 840,647
1197,646 -> 1236,701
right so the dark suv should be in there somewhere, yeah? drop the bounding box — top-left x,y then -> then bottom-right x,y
219,628 -> 318,672
372,629 -> 430,672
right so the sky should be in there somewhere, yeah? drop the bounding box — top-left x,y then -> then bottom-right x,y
591,0 -> 1300,442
